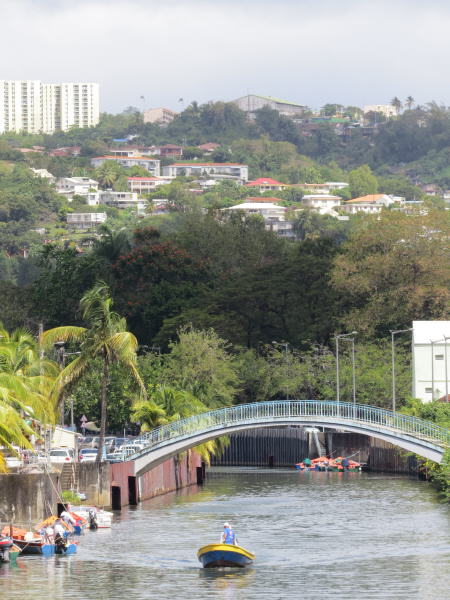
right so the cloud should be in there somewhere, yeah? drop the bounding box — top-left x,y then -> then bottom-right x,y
3,1 -> 450,113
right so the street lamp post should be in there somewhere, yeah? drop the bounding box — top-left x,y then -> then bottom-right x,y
54,342 -> 81,426
390,328 -> 413,413
335,332 -> 357,407
272,341 -> 289,400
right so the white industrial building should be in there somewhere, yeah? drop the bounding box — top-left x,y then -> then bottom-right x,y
163,162 -> 248,182
66,212 -> 107,230
232,94 -> 306,118
412,321 -> 450,402
0,80 -> 99,134
87,190 -> 147,213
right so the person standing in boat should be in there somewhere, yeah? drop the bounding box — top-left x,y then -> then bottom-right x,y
60,506 -> 76,532
221,522 -> 237,545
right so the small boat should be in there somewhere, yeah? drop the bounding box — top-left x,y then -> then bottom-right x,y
0,535 -> 14,562
295,456 -> 362,472
197,543 -> 255,568
1,526 -> 77,556
71,505 -> 113,529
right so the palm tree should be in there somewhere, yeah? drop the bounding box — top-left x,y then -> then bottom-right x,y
93,225 -> 131,264
391,97 -> 402,115
0,324 -> 58,471
405,96 -> 415,110
131,384 -> 229,465
42,282 -> 146,463
96,162 -> 119,188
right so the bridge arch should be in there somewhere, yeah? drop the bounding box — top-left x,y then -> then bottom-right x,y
127,401 -> 450,476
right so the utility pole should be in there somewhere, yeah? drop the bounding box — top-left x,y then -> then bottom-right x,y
335,332 -> 358,407
390,328 -> 413,412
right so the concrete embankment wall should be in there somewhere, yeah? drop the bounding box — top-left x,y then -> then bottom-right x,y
0,452 -> 203,524
0,472 -> 59,526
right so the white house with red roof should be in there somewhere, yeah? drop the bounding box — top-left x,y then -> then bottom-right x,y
341,194 -> 404,215
245,177 -> 288,193
162,162 -> 248,182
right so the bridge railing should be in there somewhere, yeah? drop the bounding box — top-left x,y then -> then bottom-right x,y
121,401 -> 450,461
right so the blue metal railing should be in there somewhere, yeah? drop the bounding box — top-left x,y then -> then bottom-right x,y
121,401 -> 450,461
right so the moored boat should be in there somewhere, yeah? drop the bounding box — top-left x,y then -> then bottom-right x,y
197,543 -> 255,568
1,526 -> 77,556
295,455 -> 363,471
0,535 -> 14,562
71,505 -> 113,529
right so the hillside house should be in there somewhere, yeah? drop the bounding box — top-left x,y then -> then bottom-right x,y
245,177 -> 288,193
91,155 -> 160,176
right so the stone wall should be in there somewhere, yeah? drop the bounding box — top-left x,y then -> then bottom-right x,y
0,472 -> 59,527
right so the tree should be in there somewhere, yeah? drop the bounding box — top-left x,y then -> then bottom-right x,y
42,282 -> 146,463
391,97 -> 402,114
95,161 -> 123,188
331,210 -> 450,336
112,228 -> 210,343
162,326 -> 240,408
405,96 -> 415,111
348,164 -> 378,198
0,323 -> 58,470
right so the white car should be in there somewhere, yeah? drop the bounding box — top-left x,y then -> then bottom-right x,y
49,448 -> 74,463
78,448 -> 98,463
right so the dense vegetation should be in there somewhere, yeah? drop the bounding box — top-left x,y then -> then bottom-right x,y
0,100 -> 449,493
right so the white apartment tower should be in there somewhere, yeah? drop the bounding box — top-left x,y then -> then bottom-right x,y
0,80 -> 99,134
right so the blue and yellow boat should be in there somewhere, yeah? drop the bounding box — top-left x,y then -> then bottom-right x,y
197,543 -> 255,568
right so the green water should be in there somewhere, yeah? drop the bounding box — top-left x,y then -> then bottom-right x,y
1,468 -> 449,599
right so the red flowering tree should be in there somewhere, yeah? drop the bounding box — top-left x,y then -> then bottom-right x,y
112,228 -> 210,344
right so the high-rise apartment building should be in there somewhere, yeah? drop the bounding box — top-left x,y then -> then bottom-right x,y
0,80 -> 100,134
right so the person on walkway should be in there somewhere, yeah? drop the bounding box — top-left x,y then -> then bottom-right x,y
221,522 -> 237,545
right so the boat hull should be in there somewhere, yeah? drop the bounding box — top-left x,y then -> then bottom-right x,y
197,544 -> 255,568
13,539 -> 77,556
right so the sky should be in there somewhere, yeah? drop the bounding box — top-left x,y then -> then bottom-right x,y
3,0 -> 450,114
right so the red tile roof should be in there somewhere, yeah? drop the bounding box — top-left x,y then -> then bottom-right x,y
245,177 -> 286,186
170,163 -> 245,167
93,155 -> 158,161
346,194 -> 385,204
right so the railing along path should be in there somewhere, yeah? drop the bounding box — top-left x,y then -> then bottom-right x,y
122,401 -> 450,461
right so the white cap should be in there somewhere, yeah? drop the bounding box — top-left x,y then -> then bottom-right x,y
223,522 -> 230,527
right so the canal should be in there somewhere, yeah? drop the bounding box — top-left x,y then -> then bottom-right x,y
1,468 -> 449,599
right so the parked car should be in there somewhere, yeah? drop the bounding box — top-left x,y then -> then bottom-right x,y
2,447 -> 24,469
78,448 -> 98,463
49,448 -> 74,463
106,451 -> 124,463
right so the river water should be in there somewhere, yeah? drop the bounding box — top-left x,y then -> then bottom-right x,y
1,468 -> 449,599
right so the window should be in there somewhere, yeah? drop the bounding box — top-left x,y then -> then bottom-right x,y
435,354 -> 444,360
425,387 -> 433,393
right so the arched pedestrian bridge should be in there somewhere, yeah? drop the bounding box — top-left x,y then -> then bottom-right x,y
124,401 -> 450,476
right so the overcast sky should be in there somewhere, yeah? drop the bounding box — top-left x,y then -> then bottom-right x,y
3,0 -> 450,114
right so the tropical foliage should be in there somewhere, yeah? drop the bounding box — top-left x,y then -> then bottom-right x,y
42,282 -> 145,462
0,323 -> 58,471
